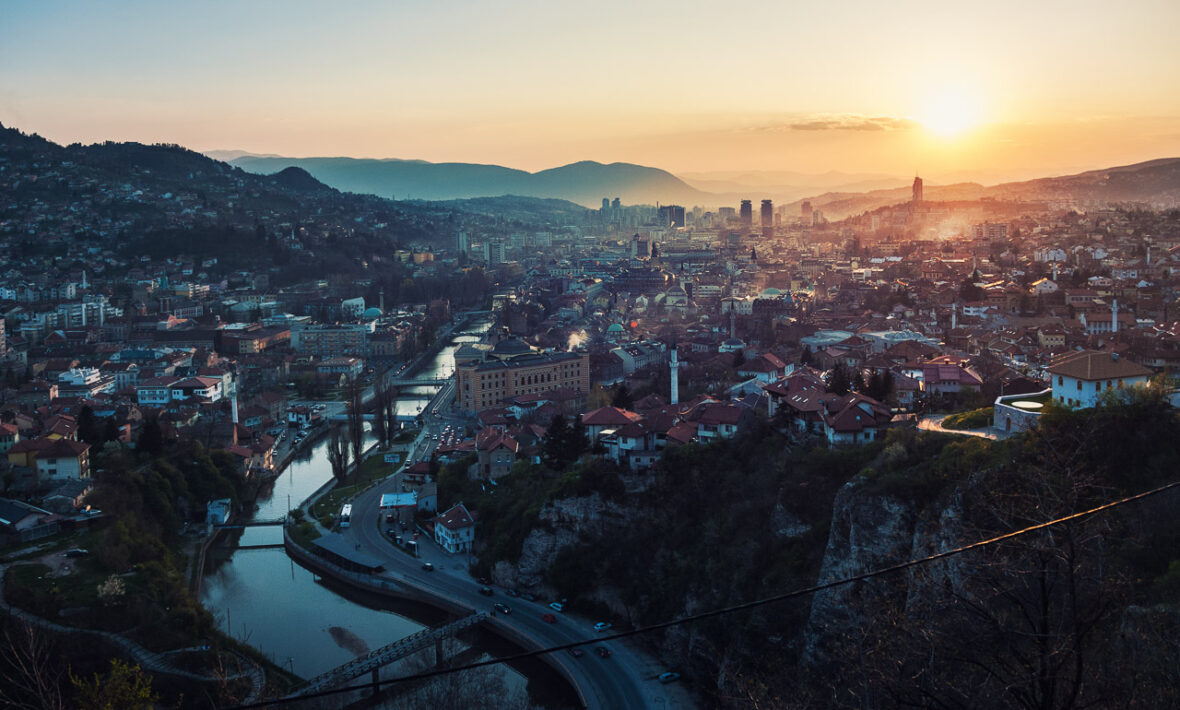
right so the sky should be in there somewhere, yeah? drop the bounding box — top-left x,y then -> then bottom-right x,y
2,0 -> 1179,183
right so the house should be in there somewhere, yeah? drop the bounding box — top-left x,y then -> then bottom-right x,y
0,498 -> 57,541
0,422 -> 19,453
1047,351 -> 1152,408
433,502 -> 476,554
775,387 -> 893,445
737,353 -> 790,383
581,406 -> 643,440
472,429 -> 520,480
42,478 -> 93,513
921,364 -> 983,396
34,438 -> 91,481
683,402 -> 746,442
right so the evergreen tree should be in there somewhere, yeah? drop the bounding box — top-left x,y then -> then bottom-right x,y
137,417 -> 163,457
826,363 -> 851,395
611,385 -> 633,410
851,370 -> 866,393
569,415 -> 588,461
542,414 -> 571,470
77,405 -> 101,446
801,345 -> 813,366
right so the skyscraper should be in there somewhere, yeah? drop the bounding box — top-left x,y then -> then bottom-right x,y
912,176 -> 924,204
740,200 -> 753,231
761,199 -> 773,239
801,201 -> 813,225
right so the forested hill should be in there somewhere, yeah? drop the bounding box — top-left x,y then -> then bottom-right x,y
0,122 -> 588,284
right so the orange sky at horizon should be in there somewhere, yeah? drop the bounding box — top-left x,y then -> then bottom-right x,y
2,0 -> 1179,184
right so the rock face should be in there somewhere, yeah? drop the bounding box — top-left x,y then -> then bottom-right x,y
491,493 -> 626,593
804,478 -> 919,662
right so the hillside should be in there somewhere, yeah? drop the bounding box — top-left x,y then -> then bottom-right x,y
228,155 -> 708,207
786,158 -> 1180,220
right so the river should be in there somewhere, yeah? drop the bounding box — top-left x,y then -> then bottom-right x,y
199,319 -> 576,706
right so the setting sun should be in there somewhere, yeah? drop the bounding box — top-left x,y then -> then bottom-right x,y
921,85 -> 983,137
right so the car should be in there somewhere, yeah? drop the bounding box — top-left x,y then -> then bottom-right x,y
385,514 -> 396,522
594,622 -> 612,632
569,647 -> 584,658
384,528 -> 396,538
595,646 -> 612,658
548,602 -> 564,612
422,562 -> 434,571
541,613 -> 556,624
658,672 -> 680,684
506,589 -> 520,598
62,548 -> 88,558
522,592 -> 538,602
493,603 -> 511,615
478,586 -> 494,596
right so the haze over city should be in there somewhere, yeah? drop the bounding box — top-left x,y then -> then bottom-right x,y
3,0 -> 1180,182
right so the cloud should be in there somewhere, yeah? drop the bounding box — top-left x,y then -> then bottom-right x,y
753,114 -> 918,132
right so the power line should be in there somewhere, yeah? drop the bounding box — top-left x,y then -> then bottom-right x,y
222,479 -> 1180,710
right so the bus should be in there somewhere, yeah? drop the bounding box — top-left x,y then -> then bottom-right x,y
339,503 -> 352,528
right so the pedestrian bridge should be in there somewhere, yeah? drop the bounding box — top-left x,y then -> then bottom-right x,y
289,612 -> 488,697
385,377 -> 449,387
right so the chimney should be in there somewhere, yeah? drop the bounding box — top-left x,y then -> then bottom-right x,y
669,346 -> 679,405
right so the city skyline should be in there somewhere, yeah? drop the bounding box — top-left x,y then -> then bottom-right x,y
3,0 -> 1180,182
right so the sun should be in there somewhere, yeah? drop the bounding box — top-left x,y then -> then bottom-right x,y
921,85 -> 982,137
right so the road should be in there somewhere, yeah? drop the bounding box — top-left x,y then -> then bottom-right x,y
339,474 -> 688,710
916,414 -> 1005,440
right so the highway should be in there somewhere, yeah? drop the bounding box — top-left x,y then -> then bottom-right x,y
338,465 -> 688,709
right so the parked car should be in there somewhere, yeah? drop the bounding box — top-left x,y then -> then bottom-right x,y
548,602 -> 564,612
62,548 -> 88,558
658,672 -> 680,684
568,647 -> 584,658
541,613 -> 556,624
422,562 -> 434,571
594,621 -> 612,632
493,603 -> 511,615
595,646 -> 612,658
478,586 -> 494,596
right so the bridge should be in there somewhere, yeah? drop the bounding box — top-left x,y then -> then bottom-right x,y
213,518 -> 287,529
289,612 -> 488,698
384,377 -> 449,387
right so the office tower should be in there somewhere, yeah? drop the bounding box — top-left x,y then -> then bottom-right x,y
657,204 -> 685,228
761,199 -> 773,239
801,201 -> 813,225
740,200 -> 753,231
602,197 -> 610,211
457,231 -> 469,255
912,176 -> 924,204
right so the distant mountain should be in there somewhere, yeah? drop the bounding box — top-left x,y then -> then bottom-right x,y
225,155 -> 708,207
783,158 -> 1180,220
680,169 -> 908,201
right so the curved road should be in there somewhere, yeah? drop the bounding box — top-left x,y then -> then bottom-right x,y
338,473 -> 684,710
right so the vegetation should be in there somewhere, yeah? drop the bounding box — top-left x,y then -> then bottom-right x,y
941,405 -> 994,429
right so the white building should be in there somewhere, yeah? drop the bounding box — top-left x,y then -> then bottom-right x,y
433,503 -> 476,554
1048,351 -> 1151,409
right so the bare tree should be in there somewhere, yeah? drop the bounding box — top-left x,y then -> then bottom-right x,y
0,620 -> 65,710
371,386 -> 389,448
326,425 -> 350,482
346,381 -> 365,466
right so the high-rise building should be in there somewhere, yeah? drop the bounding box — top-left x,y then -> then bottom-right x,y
739,200 -> 753,231
801,201 -> 813,225
456,231 -> 469,255
760,199 -> 773,239
602,197 -> 610,211
484,240 -> 506,265
912,176 -> 924,204
657,204 -> 685,228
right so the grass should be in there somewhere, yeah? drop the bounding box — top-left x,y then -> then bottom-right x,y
943,407 -> 994,430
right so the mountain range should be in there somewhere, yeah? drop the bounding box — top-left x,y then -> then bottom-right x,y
223,152 -> 1180,216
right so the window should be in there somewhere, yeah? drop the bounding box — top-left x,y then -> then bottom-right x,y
1076,380 -> 1082,391
1058,376 -> 1063,385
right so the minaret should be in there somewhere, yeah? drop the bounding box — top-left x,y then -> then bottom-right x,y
81,270 -> 88,289
80,303 -> 86,327
379,288 -> 385,312
669,346 -> 680,405
729,308 -> 736,339
1112,298 -> 1118,334
951,303 -> 957,331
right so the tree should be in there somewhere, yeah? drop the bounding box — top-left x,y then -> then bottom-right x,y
326,425 -> 351,482
825,363 -> 850,395
801,345 -> 813,366
346,381 -> 365,466
959,275 -> 984,302
71,659 -> 157,710
542,414 -> 572,471
0,620 -> 65,710
371,386 -> 389,448
77,406 -> 101,447
611,384 -> 633,410
136,417 -> 163,457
